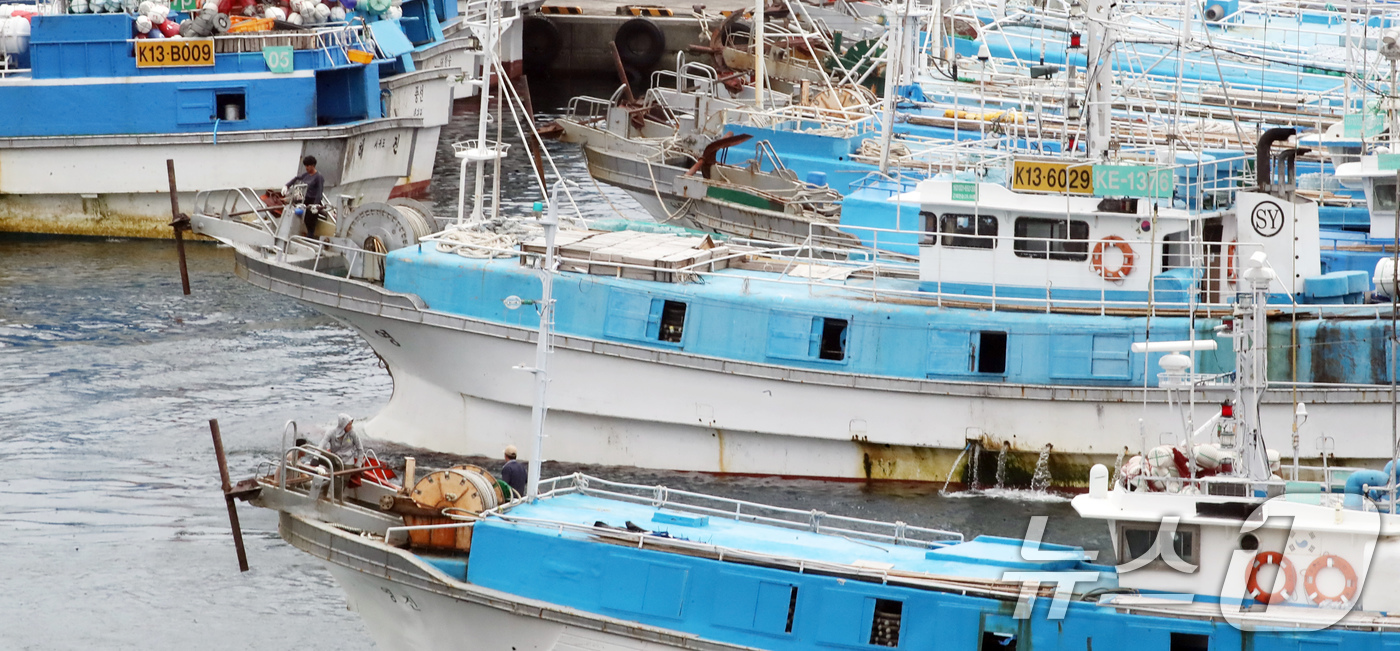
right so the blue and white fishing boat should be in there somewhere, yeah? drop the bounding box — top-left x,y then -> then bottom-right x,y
0,4 -> 457,238
192,113 -> 1400,486
226,252 -> 1400,650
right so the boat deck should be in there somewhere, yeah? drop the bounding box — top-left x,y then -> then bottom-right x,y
493,491 -> 1099,582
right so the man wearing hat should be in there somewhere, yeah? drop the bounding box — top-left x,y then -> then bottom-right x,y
501,445 -> 527,497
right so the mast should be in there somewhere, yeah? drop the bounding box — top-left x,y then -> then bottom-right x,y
754,0 -> 766,110
1233,253 -> 1275,479
525,190 -> 561,501
1083,0 -> 1112,160
877,0 -> 905,174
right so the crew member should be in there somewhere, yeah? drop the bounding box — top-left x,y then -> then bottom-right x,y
285,155 -> 325,237
501,445 -> 527,497
316,413 -> 364,464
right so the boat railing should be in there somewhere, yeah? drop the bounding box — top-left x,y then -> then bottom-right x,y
192,187 -> 280,234
258,444 -> 347,501
517,473 -> 966,547
1124,464 -> 1398,506
565,95 -> 613,125
480,221 -> 1400,319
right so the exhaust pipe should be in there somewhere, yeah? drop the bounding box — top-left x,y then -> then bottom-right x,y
1256,127 -> 1296,195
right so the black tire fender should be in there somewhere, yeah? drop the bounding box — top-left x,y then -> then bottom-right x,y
614,17 -> 665,69
522,14 -> 561,73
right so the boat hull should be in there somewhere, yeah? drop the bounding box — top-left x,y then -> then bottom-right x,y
282,511 -> 750,651
235,251 -> 1393,486
0,120 -> 424,239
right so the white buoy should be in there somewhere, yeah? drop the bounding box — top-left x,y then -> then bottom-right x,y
1089,464 -> 1109,498
264,6 -> 285,19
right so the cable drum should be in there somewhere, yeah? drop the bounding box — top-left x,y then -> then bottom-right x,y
336,201 -> 436,252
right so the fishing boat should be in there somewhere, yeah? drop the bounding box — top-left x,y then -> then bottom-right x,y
0,0 -> 539,238
220,249 -> 1400,650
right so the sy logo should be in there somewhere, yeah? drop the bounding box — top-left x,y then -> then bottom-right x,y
1250,201 -> 1285,237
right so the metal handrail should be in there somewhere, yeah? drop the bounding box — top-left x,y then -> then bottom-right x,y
492,473 -> 965,546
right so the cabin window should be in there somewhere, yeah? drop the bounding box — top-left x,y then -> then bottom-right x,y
1377,182 -> 1398,210
868,599 -> 902,647
981,632 -> 1017,651
1162,230 -> 1190,271
767,312 -> 850,363
659,300 -> 687,343
604,290 -> 685,347
1012,218 -> 1089,261
784,585 -> 799,633
819,318 -> 849,361
920,211 -> 938,245
976,331 -> 1007,374
1170,633 -> 1209,651
939,214 -> 998,249
1119,523 -> 1199,567
216,92 -> 247,121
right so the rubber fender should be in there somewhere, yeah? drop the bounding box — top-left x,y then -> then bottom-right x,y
522,14 -> 561,73
614,17 -> 665,69
1345,469 -> 1390,499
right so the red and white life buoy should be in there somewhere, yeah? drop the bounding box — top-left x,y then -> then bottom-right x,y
1245,551 -> 1296,604
1302,554 -> 1358,606
1091,236 -> 1136,280
1225,239 -> 1238,281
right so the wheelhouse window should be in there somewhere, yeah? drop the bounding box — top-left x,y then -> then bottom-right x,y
939,213 -> 998,249
1119,523 -> 1199,567
920,210 -> 937,245
1012,218 -> 1089,261
1376,182 -> 1397,210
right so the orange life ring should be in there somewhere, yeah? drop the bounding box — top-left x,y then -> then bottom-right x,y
1302,554 -> 1358,606
1245,551 -> 1296,604
1091,236 -> 1136,280
1226,240 -> 1238,281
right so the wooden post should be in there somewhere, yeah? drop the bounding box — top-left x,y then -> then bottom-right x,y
167,159 -> 191,296
209,418 -> 250,572
402,456 -> 416,496
514,74 -> 547,190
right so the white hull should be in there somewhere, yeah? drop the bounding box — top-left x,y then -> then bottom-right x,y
281,513 -> 715,651
238,253 -> 1394,484
384,69 -> 456,197
0,120 -> 427,239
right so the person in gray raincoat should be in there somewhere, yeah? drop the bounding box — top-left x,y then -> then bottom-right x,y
316,413 -> 364,463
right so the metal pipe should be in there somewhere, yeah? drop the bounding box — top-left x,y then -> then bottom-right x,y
166,159 -> 191,296
1254,127 -> 1296,195
209,418 -> 250,572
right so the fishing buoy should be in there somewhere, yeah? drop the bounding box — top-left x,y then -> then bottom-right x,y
313,3 -> 330,21
286,11 -> 301,23
138,0 -> 154,14
135,14 -> 152,33
384,5 -> 400,18
329,5 -> 344,21
340,0 -> 356,10
156,17 -> 181,37
1193,443 -> 1225,470
264,6 -> 285,19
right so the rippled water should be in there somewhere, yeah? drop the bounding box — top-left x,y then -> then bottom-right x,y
0,83 -> 1108,649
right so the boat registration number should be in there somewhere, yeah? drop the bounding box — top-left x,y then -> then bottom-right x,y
1011,160 -> 1094,195
136,39 -> 215,68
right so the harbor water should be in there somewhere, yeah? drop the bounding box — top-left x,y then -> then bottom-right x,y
0,95 -> 1109,648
